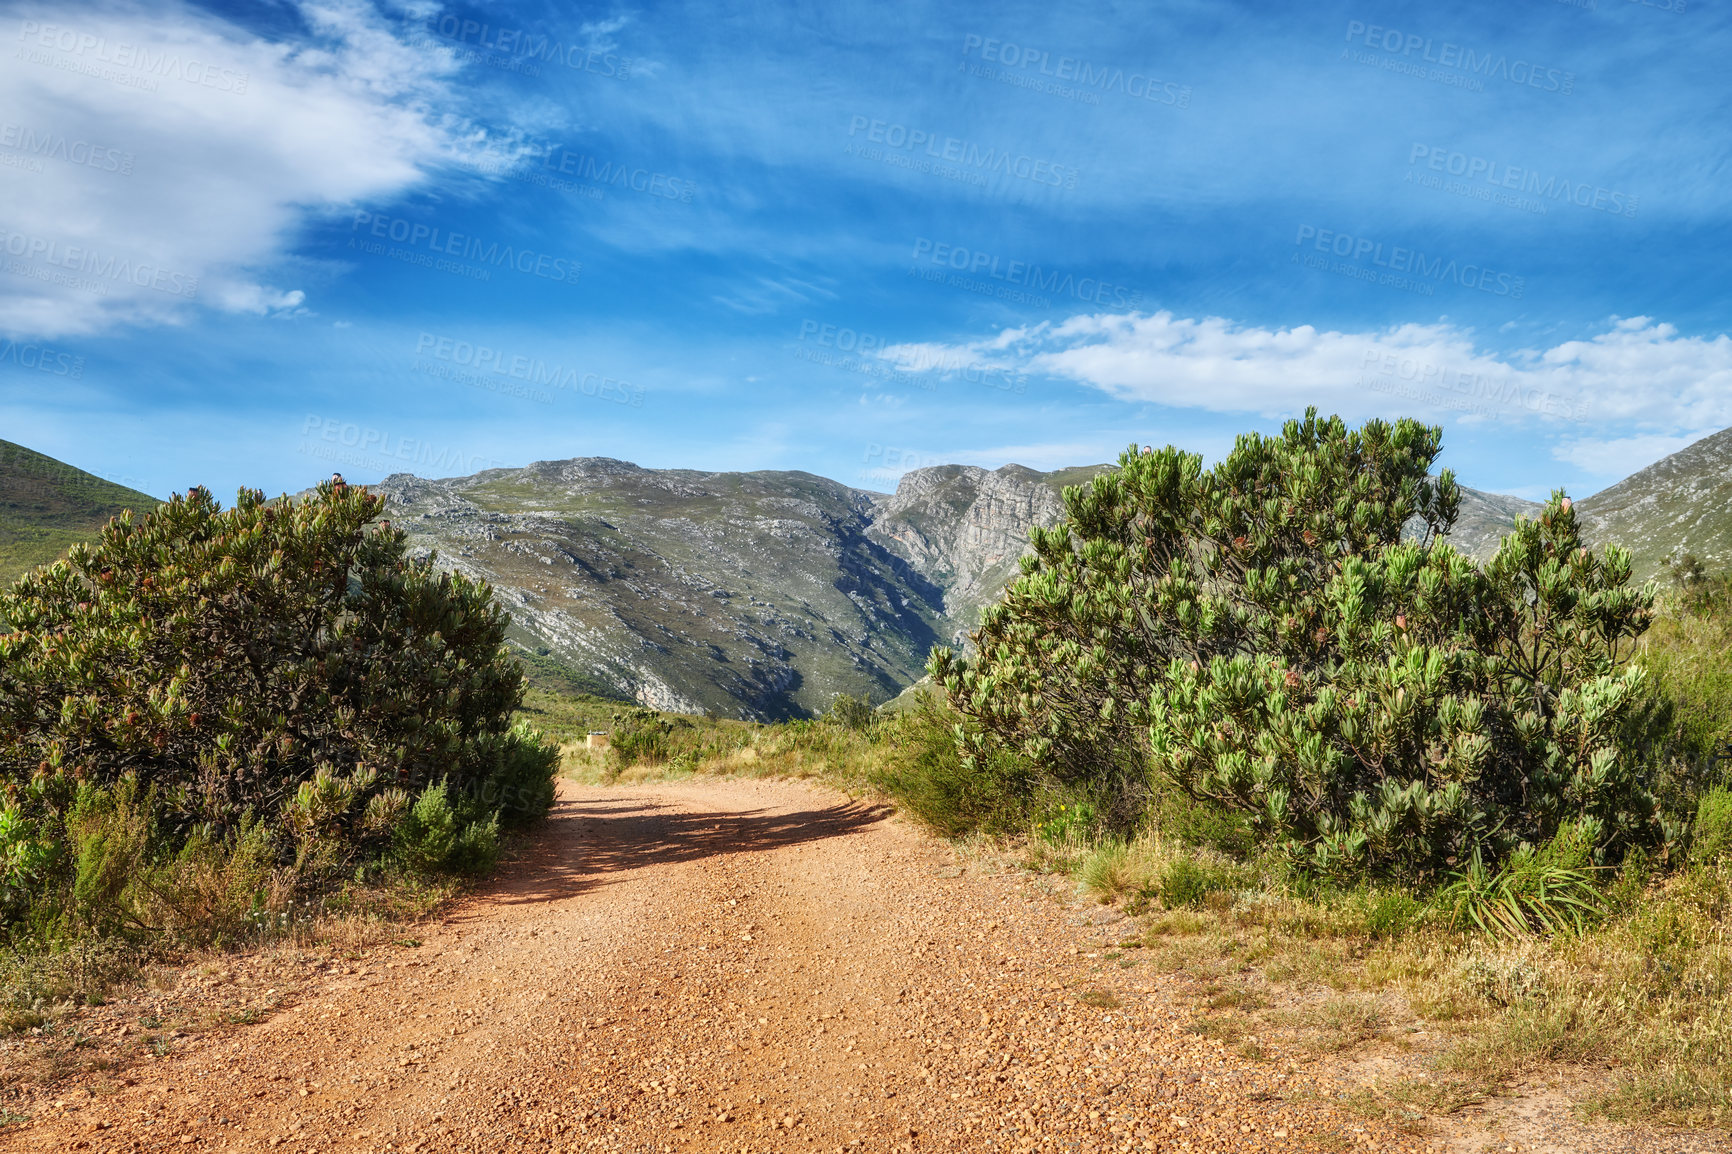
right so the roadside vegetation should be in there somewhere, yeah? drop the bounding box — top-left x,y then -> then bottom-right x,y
6,413 -> 1732,1134
884,412 -> 1732,1130
0,483 -> 559,1036
563,414 -> 1732,1131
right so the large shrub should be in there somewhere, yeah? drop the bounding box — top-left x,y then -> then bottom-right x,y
933,411 -> 1659,878
0,482 -> 558,928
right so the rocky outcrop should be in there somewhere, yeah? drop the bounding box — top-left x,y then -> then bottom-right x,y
1573,427 -> 1732,580
1433,485 -> 1543,562
377,458 -> 1096,720
866,465 -> 1076,642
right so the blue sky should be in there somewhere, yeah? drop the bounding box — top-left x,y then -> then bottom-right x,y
2,0 -> 1729,503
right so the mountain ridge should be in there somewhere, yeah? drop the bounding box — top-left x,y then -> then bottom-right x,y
376,457 -> 1109,718
6,425 -> 1726,715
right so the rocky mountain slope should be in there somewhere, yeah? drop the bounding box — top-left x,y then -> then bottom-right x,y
1438,485 -> 1543,561
1434,428 -> 1732,580
0,440 -> 160,586
1574,427 -> 1732,580
379,459 -> 1104,719
377,448 -> 1709,719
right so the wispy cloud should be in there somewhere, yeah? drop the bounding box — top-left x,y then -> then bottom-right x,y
1550,431 -> 1713,482
880,313 -> 1732,440
0,0 -> 490,337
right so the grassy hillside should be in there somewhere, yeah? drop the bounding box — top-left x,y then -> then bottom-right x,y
0,440 -> 160,586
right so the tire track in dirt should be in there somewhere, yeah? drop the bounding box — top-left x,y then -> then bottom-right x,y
9,778 -> 1429,1153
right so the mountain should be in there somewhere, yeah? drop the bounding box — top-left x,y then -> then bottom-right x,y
1574,427 -> 1732,580
1413,429 -> 1732,580
375,455 -> 1667,720
863,463 -> 1104,634
378,459 -> 1105,719
12,422 -> 1727,716
1441,485 -> 1544,561
0,441 -> 160,587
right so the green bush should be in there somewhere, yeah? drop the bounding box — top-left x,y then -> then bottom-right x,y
65,778 -> 156,937
1628,609 -> 1732,846
1436,834 -> 1605,939
462,722 -> 560,827
869,694 -> 1032,838
392,782 -> 500,877
610,708 -> 676,767
934,411 -> 1660,879
0,803 -> 58,925
827,692 -> 877,732
144,820 -> 282,947
1149,789 -> 1255,857
0,481 -> 558,935
1035,800 -> 1097,845
1692,788 -> 1732,864
1666,553 -> 1732,618
1156,858 -> 1231,909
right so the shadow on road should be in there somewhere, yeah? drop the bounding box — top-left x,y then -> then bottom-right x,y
467,785 -> 894,909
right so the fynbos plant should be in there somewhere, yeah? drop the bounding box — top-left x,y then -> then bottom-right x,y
0,481 -> 559,929
933,410 -> 1659,878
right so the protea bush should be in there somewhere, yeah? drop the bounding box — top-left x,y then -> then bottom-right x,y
932,410 -> 1659,879
0,481 -> 558,934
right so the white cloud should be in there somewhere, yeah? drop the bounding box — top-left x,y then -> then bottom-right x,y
205,282 -> 307,316
1550,430 -> 1712,481
879,312 -> 1732,437
0,0 -> 486,337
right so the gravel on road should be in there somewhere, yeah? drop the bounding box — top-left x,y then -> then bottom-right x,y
3,779 -> 1502,1153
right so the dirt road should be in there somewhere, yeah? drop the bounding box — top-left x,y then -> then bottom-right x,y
8,779 -> 1452,1152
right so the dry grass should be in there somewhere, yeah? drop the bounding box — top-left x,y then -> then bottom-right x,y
0,931 -> 433,1098
1049,831 -> 1732,1129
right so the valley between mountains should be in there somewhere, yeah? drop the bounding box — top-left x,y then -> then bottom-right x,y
371,458 -> 1580,721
